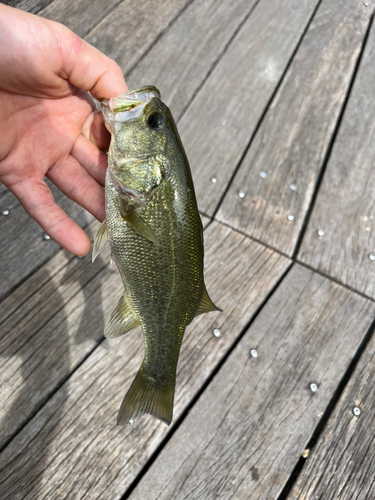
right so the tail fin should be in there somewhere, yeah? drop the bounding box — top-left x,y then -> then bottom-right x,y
117,368 -> 175,426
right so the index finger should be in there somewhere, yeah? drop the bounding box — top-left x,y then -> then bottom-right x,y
10,178 -> 92,256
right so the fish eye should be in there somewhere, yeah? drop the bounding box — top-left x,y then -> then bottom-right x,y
147,112 -> 165,129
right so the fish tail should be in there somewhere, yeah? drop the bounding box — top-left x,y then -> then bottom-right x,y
117,368 -> 175,426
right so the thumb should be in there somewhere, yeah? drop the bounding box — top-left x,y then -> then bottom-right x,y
57,26 -> 128,100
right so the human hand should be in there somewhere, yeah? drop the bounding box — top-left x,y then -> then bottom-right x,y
0,5 -> 128,255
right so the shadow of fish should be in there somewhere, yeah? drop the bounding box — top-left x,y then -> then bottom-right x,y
93,86 -> 221,426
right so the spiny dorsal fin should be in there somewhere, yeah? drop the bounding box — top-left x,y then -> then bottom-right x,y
195,285 -> 222,317
92,220 -> 109,263
121,208 -> 160,246
105,292 -> 140,338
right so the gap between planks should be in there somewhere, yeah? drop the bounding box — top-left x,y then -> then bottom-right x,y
1,0 -> 374,496
0,221 -> 291,499
126,264 -> 375,500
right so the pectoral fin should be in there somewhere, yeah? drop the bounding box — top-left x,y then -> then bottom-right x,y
195,285 -> 222,316
122,208 -> 160,246
105,292 -> 140,338
92,220 -> 109,263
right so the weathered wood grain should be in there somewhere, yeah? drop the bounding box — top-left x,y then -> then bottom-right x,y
129,265 -> 375,500
0,183 -> 31,213
178,0 -> 320,217
200,213 -> 210,228
0,182 -> 93,301
298,13 -> 375,299
216,0 -> 373,257
0,180 -> 9,195
39,0 -> 124,38
127,0 -> 259,121
289,327 -> 375,499
3,0 -> 54,15
85,0 -> 190,75
0,223 -> 110,450
0,220 -> 99,328
0,222 -> 290,499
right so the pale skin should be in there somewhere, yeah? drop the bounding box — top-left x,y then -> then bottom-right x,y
0,5 -> 128,256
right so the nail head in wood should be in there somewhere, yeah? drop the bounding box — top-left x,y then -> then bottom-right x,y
353,406 -> 361,416
212,328 -> 221,338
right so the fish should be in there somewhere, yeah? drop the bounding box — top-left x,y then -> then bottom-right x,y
93,86 -> 221,426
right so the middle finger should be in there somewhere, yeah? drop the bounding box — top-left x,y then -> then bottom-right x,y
70,134 -> 108,187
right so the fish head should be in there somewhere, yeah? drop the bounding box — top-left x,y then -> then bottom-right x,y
102,86 -> 173,198
102,86 -> 171,198
102,86 -> 167,155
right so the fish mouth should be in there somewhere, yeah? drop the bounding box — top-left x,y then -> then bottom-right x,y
102,86 -> 161,119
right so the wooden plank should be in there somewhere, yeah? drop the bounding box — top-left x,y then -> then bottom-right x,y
0,184 -> 25,212
5,0 -> 54,15
0,223 -> 109,450
0,222 -> 290,499
85,0 -> 190,75
0,181 -> 9,195
128,265 -> 375,500
0,226 -> 88,325
0,219 -> 100,325
298,15 -> 375,299
39,0 -> 124,38
216,0 -> 373,257
200,213 -> 210,228
177,0 -> 320,217
0,219 -> 99,330
289,330 -> 375,500
127,0 -> 259,121
0,182 -> 94,301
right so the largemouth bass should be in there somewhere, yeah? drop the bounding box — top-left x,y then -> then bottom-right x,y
93,86 -> 220,426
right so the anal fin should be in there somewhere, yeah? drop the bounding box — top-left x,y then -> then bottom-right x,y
105,292 -> 140,338
195,284 -> 222,317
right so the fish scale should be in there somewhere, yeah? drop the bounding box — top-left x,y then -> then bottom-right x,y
93,86 -> 220,426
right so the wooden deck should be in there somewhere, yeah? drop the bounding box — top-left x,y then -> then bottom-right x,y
1,0 -> 375,498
